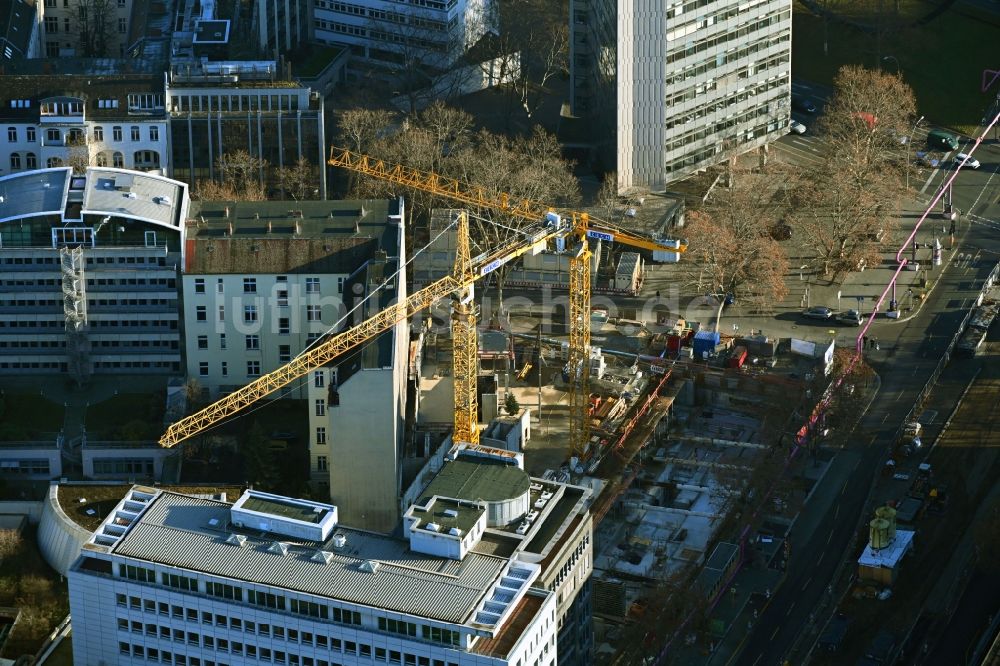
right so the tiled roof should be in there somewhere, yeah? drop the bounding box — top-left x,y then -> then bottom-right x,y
111,491 -> 507,624
0,74 -> 163,120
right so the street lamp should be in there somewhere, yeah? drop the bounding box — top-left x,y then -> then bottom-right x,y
881,56 -> 900,74
905,115 -> 925,191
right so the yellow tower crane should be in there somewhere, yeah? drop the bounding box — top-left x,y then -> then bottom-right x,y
159,211 -> 562,448
327,146 -> 688,458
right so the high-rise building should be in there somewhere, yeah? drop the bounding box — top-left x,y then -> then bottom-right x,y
570,0 -> 792,192
68,485 -> 564,666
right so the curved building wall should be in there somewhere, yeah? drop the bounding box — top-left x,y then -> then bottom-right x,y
38,484 -> 91,576
488,491 -> 530,527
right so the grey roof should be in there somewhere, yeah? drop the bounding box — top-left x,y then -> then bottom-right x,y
0,168 -> 70,223
83,168 -> 186,229
0,74 -> 163,121
112,492 -> 506,624
420,460 -> 530,505
0,0 -> 35,59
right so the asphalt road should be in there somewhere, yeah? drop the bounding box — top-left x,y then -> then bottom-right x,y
733,142 -> 1000,665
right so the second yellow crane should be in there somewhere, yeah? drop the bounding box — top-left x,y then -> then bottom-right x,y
328,146 -> 687,458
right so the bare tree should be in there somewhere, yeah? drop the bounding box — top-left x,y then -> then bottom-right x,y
684,170 -> 791,329
66,133 -> 91,175
213,150 -> 268,201
76,0 -> 113,57
277,157 -> 317,201
791,66 -> 916,277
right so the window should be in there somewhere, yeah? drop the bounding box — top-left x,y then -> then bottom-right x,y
219,333 -> 226,349
221,361 -> 228,376
380,618 -> 418,637
276,287 -> 288,306
130,126 -> 140,141
206,582 -> 243,601
243,305 -> 257,323
315,399 -> 325,417
337,277 -> 345,293
6,127 -> 15,142
331,607 -> 362,625
199,361 -> 208,376
25,152 -> 36,168
306,305 -> 321,322
218,304 -> 225,321
119,563 -> 155,582
163,573 -> 199,591
317,456 -> 328,471
113,126 -> 122,141
316,427 -> 326,445
44,16 -> 57,32
9,153 -> 20,169
194,278 -> 205,293
313,371 -> 325,388
243,277 -> 257,293
113,152 -> 123,168
247,361 -> 261,376
197,335 -> 208,349
94,126 -> 104,142
290,599 -> 329,618
118,17 -> 126,32
247,590 -> 285,610
45,128 -> 60,142
279,345 -> 291,363
196,306 -> 207,321
279,317 -> 290,335
217,278 -> 224,294
26,127 -> 35,142
149,126 -> 159,141
45,41 -> 59,57
245,335 -> 260,350
305,277 -> 320,293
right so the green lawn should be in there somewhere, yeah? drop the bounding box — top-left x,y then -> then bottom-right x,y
792,1 -> 999,135
0,393 -> 63,441
85,392 -> 164,440
291,46 -> 345,78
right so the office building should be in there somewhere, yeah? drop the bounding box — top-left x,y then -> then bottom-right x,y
0,166 -> 188,379
68,486 -> 560,666
313,0 -> 490,73
569,0 -> 792,192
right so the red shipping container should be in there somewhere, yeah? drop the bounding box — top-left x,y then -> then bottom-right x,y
666,334 -> 682,352
728,345 -> 748,368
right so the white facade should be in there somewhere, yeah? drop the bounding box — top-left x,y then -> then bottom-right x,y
181,272 -> 347,399
0,77 -> 170,178
68,487 -> 560,666
313,0 -> 490,72
570,0 -> 792,192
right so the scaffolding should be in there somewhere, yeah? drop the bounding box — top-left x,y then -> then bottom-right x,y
61,246 -> 90,383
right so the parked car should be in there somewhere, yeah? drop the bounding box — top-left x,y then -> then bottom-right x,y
865,629 -> 898,664
802,306 -> 834,320
927,129 -> 959,151
792,96 -> 817,113
953,153 -> 981,169
835,309 -> 864,326
789,119 -> 807,135
817,613 -> 850,652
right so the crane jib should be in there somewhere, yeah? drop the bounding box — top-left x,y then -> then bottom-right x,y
479,256 -> 511,276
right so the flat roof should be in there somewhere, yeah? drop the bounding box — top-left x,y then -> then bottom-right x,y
83,169 -> 186,229
858,529 -> 915,569
238,494 -> 331,525
108,491 -> 507,624
420,460 -> 530,505
0,168 -> 70,223
410,497 -> 484,534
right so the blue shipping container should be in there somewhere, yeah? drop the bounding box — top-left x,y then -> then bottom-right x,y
693,331 -> 721,358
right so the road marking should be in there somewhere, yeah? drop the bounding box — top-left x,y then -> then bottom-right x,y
802,577 -> 813,591
827,531 -> 833,545
771,626 -> 780,641
753,654 -> 764,666
786,605 -> 794,617
834,503 -> 840,519
842,479 -> 849,493
920,164 -> 942,194
818,551 -> 826,565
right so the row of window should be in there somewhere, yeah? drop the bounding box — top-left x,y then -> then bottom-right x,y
0,319 -> 178,329
0,277 -> 175,288
45,15 -> 127,34
0,340 -> 177,350
0,298 -> 173,308
0,459 -> 51,475
114,589 -> 463,652
0,255 -> 167,266
194,304 -> 327,325
168,93 -> 304,114
6,125 -> 160,144
118,639 -> 459,666
0,360 -> 177,370
93,459 -> 156,475
665,9 -> 790,65
193,277 -> 325,295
